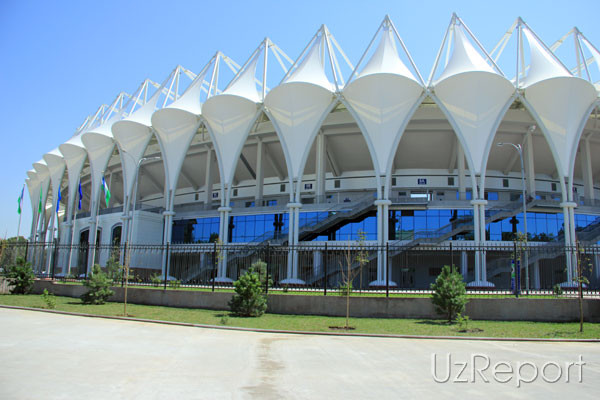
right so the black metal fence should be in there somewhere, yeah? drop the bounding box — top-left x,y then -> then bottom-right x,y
1,241 -> 599,296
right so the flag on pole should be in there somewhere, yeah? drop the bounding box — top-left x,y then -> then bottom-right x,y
56,187 -> 62,213
38,188 -> 43,214
101,176 -> 111,208
78,181 -> 83,210
17,186 -> 24,215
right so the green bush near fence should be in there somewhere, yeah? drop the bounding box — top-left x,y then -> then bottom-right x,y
3,257 -> 35,294
81,265 -> 114,305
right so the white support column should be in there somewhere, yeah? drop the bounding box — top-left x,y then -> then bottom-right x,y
370,199 -> 394,287
560,201 -> 577,284
524,133 -> 536,198
255,139 -> 264,205
315,131 -> 326,203
215,206 -> 233,282
162,210 -> 176,279
119,214 -> 130,265
460,251 -> 468,280
87,217 -> 97,274
282,202 -> 304,285
313,250 -> 322,278
204,148 -> 214,208
376,202 -> 383,282
468,197 -> 494,288
61,221 -> 72,274
457,145 -> 466,200
533,260 -> 541,289
581,139 -> 594,202
472,202 -> 481,282
478,199 -> 488,283
293,204 -> 300,279
45,205 -> 57,274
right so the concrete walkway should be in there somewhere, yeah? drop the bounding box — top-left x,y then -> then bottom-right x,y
0,308 -> 598,399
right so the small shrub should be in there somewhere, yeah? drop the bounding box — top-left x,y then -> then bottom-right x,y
41,289 -> 56,309
81,265 -> 114,305
228,261 -> 268,317
220,315 -> 229,325
552,283 -> 563,297
169,279 -> 181,290
430,265 -> 468,323
338,281 -> 353,297
150,273 -> 162,287
5,257 -> 35,294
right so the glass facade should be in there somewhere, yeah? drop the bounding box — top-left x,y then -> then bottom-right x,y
392,210 -> 474,240
171,210 -> 600,244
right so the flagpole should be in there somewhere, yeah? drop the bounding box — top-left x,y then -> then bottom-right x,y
16,183 -> 24,239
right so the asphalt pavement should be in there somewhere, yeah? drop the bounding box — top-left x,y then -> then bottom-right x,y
0,308 -> 598,399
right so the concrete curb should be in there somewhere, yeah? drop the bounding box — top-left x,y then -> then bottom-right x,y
1,304 -> 599,343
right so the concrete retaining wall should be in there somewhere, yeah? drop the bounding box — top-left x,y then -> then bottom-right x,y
0,278 -> 10,294
32,281 -> 600,322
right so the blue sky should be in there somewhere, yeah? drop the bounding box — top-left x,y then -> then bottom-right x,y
1,0 -> 598,238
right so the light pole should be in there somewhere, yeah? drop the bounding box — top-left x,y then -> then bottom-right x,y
123,155 -> 160,316
497,142 -> 529,294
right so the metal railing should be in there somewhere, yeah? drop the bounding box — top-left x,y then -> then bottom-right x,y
1,241 -> 599,297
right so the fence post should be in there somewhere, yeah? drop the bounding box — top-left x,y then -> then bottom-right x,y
51,239 -> 58,279
450,242 -> 453,269
24,240 -> 29,264
386,243 -> 389,298
121,242 -> 126,288
164,243 -> 170,290
324,243 -> 328,296
84,244 -> 89,280
211,241 -> 216,292
265,244 -> 269,294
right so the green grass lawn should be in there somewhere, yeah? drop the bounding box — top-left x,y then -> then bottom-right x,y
1,294 -> 598,339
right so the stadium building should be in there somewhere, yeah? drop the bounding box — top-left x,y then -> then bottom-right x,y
24,15 -> 600,290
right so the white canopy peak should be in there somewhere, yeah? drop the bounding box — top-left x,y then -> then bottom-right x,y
550,28 -> 600,85
520,25 -> 571,88
82,91 -> 131,139
166,52 -> 240,115
223,37 -> 293,103
431,14 -> 502,86
282,25 -> 353,92
348,15 -> 423,86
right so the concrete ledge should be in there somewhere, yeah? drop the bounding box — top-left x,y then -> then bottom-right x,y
32,281 -> 600,322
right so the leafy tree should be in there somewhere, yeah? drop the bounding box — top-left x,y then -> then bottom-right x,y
105,256 -> 126,282
4,257 -> 35,294
228,260 -> 269,317
0,237 -> 28,268
81,265 -> 114,305
338,230 -> 369,329
430,265 -> 468,323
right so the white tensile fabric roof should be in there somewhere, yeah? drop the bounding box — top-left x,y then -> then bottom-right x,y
432,21 -> 515,180
520,25 -> 598,180
25,16 -> 600,219
264,28 -> 337,186
343,18 -> 424,184
112,79 -> 163,203
202,43 -> 264,197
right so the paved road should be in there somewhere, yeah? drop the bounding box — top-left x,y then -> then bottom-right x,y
0,308 -> 599,399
